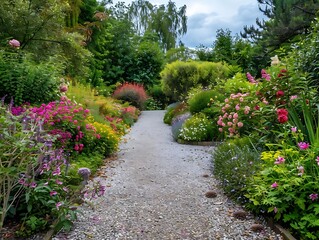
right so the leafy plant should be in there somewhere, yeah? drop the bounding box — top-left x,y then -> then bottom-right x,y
213,137 -> 261,204
188,89 -> 223,114
178,113 -> 214,141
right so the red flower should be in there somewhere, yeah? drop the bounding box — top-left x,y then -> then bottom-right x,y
277,108 -> 288,116
276,90 -> 284,98
278,69 -> 287,78
277,108 -> 288,123
254,105 -> 260,110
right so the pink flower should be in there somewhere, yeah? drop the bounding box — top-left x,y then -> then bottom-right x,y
316,156 -> 319,166
30,182 -> 37,188
309,193 -> 318,201
237,122 -> 244,128
227,122 -> 232,127
73,120 -> 78,124
235,104 -> 240,111
50,191 -> 58,196
274,207 -> 278,213
271,182 -> 278,188
84,109 -> 90,114
247,72 -> 257,83
274,156 -> 285,164
225,98 -> 229,103
298,142 -> 310,150
56,179 -> 63,185
60,85 -> 68,93
233,113 -> 238,119
290,95 -> 298,101
261,69 -> 271,81
228,128 -> 234,133
63,187 -> 69,192
56,202 -> 63,210
9,39 -> 20,48
218,128 -> 223,132
291,127 -> 297,132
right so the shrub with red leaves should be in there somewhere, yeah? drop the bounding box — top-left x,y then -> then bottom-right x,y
112,83 -> 148,109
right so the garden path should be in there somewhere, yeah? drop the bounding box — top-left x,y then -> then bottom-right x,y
54,110 -> 281,240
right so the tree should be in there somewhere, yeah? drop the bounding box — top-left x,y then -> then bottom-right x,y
0,0 -> 92,80
211,29 -> 233,63
127,0 -> 187,51
241,0 -> 319,50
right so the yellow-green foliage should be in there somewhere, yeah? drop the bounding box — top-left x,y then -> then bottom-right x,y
218,72 -> 259,95
83,118 -> 120,157
161,60 -> 230,101
67,82 -> 122,123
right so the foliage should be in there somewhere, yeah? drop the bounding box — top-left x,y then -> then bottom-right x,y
112,83 -> 148,110
165,46 -> 195,63
161,61 -> 230,101
127,0 -> 187,51
241,0 -> 319,52
0,51 -> 61,105
83,119 -> 119,157
245,128 -> 319,239
290,17 -> 319,90
188,90 -> 223,114
213,137 -> 261,204
0,104 -> 55,229
178,113 -> 214,142
147,84 -> 170,109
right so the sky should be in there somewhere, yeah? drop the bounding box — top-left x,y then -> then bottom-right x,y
114,0 -> 265,48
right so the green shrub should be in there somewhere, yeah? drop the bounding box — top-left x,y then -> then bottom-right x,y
212,137 -> 261,204
147,84 -> 170,108
178,113 -> 214,141
188,89 -> 224,114
161,60 -> 230,101
0,51 -> 61,105
112,82 -> 148,110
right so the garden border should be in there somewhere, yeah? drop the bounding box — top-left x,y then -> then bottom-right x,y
177,139 -> 297,240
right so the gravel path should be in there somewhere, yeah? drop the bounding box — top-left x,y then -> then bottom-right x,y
54,110 -> 282,240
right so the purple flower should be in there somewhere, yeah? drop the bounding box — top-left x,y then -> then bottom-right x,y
316,156 -> 319,166
78,167 -> 91,181
63,187 -> 69,192
291,127 -> 297,133
98,185 -> 106,196
298,142 -> 310,150
52,166 -> 61,176
309,193 -> 318,201
30,182 -> 37,188
18,178 -> 25,185
274,156 -> 285,165
271,182 -> 278,188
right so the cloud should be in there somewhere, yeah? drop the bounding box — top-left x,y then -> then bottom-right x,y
181,2 -> 264,48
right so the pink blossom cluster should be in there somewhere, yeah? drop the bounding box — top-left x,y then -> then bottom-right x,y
29,97 -> 94,153
217,93 -> 253,137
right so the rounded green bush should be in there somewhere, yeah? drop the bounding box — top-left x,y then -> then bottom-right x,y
188,89 -> 224,114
